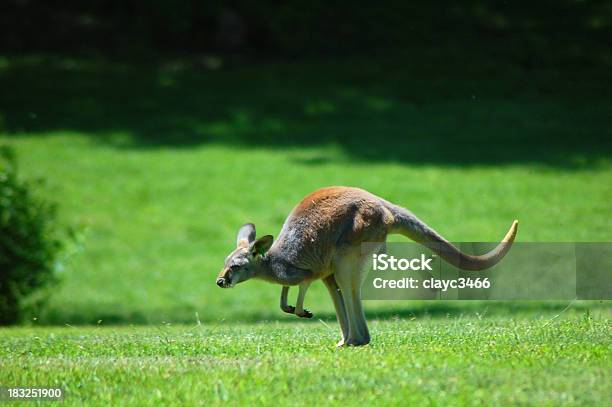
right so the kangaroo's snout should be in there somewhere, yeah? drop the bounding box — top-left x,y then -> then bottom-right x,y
217,266 -> 233,288
216,278 -> 228,288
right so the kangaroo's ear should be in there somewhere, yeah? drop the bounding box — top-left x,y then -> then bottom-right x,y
236,223 -> 256,247
250,235 -> 273,256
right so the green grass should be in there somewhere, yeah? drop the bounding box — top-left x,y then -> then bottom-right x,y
0,54 -> 610,323
1,311 -> 609,405
1,135 -> 610,324
0,55 -> 611,405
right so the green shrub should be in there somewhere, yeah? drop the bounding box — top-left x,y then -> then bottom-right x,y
0,146 -> 62,324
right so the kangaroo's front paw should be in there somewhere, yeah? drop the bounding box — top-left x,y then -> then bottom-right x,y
281,305 -> 295,314
296,309 -> 313,318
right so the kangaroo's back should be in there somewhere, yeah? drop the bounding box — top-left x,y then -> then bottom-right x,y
269,187 -> 393,271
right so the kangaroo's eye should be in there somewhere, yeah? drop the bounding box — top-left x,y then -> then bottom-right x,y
230,265 -> 240,271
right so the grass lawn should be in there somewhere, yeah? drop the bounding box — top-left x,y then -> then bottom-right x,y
1,311 -> 610,405
0,55 -> 611,405
1,56 -> 611,324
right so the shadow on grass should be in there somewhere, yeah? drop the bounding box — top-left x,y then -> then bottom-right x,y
37,301 -> 609,326
1,55 -> 611,168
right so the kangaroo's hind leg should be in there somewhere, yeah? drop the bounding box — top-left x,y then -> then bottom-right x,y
323,275 -> 349,346
333,254 -> 371,346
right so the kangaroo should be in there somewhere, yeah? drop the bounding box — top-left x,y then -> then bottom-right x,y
216,186 -> 518,347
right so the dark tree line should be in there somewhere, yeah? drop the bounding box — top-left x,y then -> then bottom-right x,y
1,1 -> 611,60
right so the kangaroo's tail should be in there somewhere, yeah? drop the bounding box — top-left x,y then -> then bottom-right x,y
386,203 -> 518,271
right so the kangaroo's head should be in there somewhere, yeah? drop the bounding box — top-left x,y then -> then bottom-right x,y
216,223 -> 273,288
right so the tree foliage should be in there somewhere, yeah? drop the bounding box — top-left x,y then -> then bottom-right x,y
0,146 -> 61,324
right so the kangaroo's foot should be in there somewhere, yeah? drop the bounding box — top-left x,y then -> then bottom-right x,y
345,337 -> 370,347
338,336 -> 370,347
295,309 -> 313,318
281,304 -> 295,314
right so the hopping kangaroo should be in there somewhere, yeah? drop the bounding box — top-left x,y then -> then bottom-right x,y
217,186 -> 518,347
